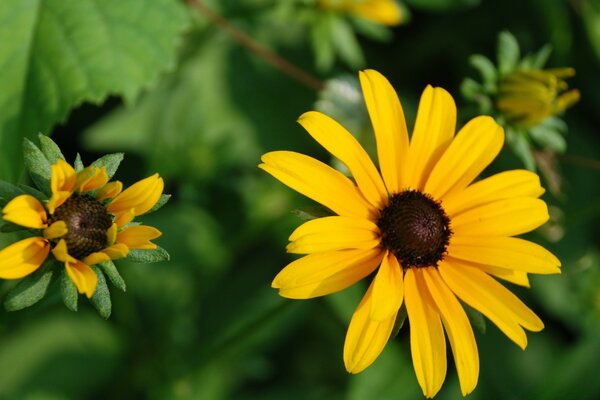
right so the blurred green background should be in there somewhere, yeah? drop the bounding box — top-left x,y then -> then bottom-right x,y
0,0 -> 599,398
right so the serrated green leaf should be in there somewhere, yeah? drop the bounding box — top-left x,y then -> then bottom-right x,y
99,260 -> 126,292
60,269 -> 78,312
0,180 -> 25,207
0,0 -> 188,182
90,266 -> 111,319
74,153 -> 84,173
469,54 -> 497,89
23,138 -> 51,195
37,133 -> 65,165
497,31 -> 521,76
91,153 -> 124,180
147,194 -> 171,214
530,126 -> 567,153
4,263 -> 54,311
127,246 -> 170,263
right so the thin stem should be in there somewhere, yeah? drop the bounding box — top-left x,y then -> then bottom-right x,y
188,0 -> 324,92
558,154 -> 600,171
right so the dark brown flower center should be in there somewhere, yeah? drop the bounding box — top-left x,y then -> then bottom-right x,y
377,190 -> 451,269
51,194 -> 112,259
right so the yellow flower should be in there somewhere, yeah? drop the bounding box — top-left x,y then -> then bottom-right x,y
1,159 -> 164,298
497,68 -> 580,127
259,70 -> 561,397
318,0 -> 403,26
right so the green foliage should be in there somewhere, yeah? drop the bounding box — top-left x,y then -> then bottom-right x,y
127,247 -> 170,264
4,263 -> 55,311
90,266 -> 112,319
60,269 -> 78,312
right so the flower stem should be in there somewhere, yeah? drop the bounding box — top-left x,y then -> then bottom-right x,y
188,0 -> 324,92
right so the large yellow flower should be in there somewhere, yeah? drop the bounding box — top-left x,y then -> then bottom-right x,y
1,159 -> 164,298
259,70 -> 560,397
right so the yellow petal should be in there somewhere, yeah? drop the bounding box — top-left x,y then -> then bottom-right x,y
51,239 -> 70,262
344,282 -> 397,373
259,151 -> 375,220
451,197 -> 549,237
107,173 -> 164,217
96,181 -> 123,201
117,225 -> 161,250
82,251 -> 110,266
370,252 -> 404,320
438,260 -> 543,350
287,216 -> 380,254
2,195 -> 48,228
82,244 -> 128,265
423,268 -> 479,396
65,260 -> 98,298
77,165 -> 109,193
298,111 -> 388,209
346,0 -> 402,26
404,268 -> 447,398
0,237 -> 49,279
406,86 -> 456,191
425,116 -> 504,200
359,69 -> 409,192
114,209 -> 135,228
106,223 -> 118,246
49,160 -> 77,212
475,264 -> 530,287
442,170 -> 545,217
448,236 -> 561,275
273,248 -> 384,299
43,221 -> 68,239
46,191 -> 73,215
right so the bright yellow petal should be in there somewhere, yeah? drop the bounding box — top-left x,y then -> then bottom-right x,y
273,248 -> 384,299
451,198 -> 549,237
370,252 -> 404,320
43,221 -> 68,239
0,237 -> 49,279
448,236 -> 561,275
65,260 -> 98,298
423,268 -> 479,396
2,195 -> 48,228
404,268 -> 447,398
96,181 -> 123,201
476,264 -> 530,287
344,282 -> 397,373
82,251 -> 110,266
49,160 -> 77,212
347,0 -> 402,26
287,216 -> 380,254
114,209 -> 135,228
406,86 -> 456,191
298,111 -> 388,209
442,170 -> 545,217
46,191 -> 72,215
117,225 -> 161,250
439,261 -> 543,349
359,69 -> 409,192
425,116 -> 504,200
77,166 -> 109,193
51,239 -> 70,262
82,243 -> 128,265
107,173 -> 164,217
259,151 -> 375,220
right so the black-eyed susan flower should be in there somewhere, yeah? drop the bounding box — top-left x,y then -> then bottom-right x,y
259,69 -> 560,397
0,141 -> 165,301
318,0 -> 403,26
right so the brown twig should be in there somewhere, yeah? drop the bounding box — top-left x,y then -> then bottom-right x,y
558,154 -> 600,171
188,0 -> 324,92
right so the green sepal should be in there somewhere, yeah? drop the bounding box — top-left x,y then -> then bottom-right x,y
37,133 -> 65,165
91,153 -> 124,180
469,54 -> 497,91
506,128 -> 536,171
311,13 -> 336,71
60,268 -> 78,312
497,31 -> 520,76
349,15 -> 392,41
18,184 -> 47,203
74,153 -> 84,173
99,260 -> 127,292
91,265 -> 112,319
291,206 -> 335,221
0,222 -> 30,233
0,180 -> 25,207
529,125 -> 567,153
330,15 -> 365,69
391,305 -> 408,338
4,262 -> 55,311
464,304 -> 486,334
529,44 -> 552,69
23,138 -> 52,195
127,246 -> 170,263
148,194 -> 171,214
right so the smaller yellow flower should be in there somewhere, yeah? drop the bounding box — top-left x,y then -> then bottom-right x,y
1,159 -> 164,298
496,68 -> 580,127
318,0 -> 403,26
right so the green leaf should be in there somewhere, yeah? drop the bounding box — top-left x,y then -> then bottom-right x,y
330,15 -> 365,69
127,246 -> 170,263
37,133 -> 65,165
530,44 -> 553,69
90,265 -> 112,319
23,137 -> 51,195
99,260 -> 126,292
74,153 -> 84,173
4,263 -> 54,311
469,54 -> 497,90
0,180 -> 25,207
529,126 -> 567,153
147,194 -> 171,214
291,206 -> 335,221
497,31 -> 521,76
18,184 -> 47,203
60,269 -> 78,312
311,14 -> 336,71
0,0 -> 188,182
506,128 -> 536,170
91,153 -> 124,180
